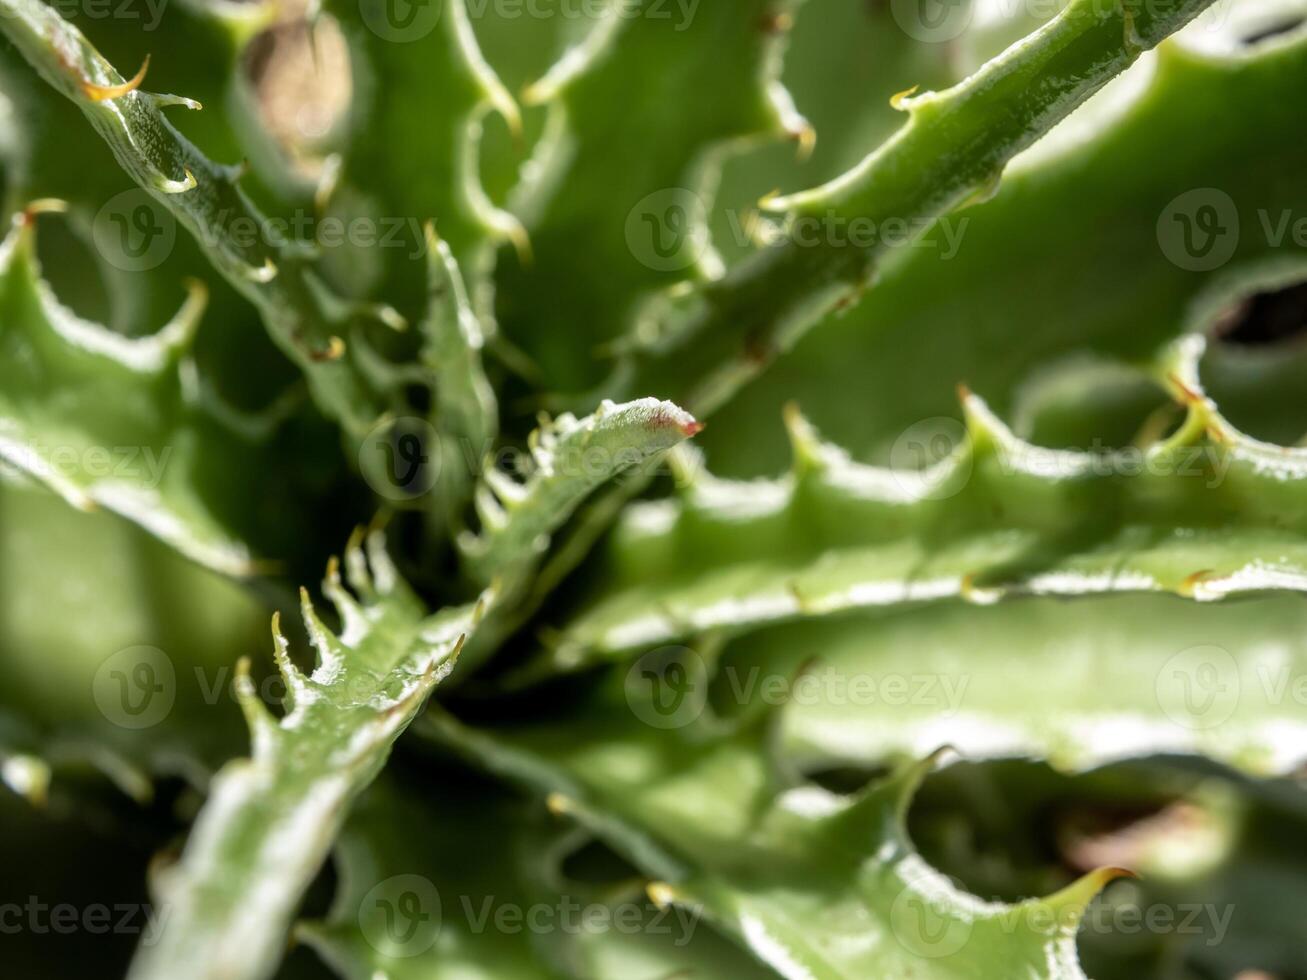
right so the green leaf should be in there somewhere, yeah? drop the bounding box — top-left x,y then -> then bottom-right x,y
622,0 -> 1229,419
741,592 -> 1307,777
0,0 -> 392,437
299,769 -> 776,979
422,695 -> 1129,980
712,0 -> 964,269
323,0 -> 523,316
0,477 -> 267,795
911,761 -> 1307,980
0,209 -> 264,574
699,28 -> 1307,476
495,0 -> 809,392
459,397 -> 702,588
422,226 -> 498,535
542,336 -> 1307,668
128,530 -> 485,980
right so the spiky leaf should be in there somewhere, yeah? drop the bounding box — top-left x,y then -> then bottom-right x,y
129,531 -> 485,980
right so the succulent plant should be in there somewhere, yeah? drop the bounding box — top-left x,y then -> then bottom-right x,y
2,0 -> 1306,978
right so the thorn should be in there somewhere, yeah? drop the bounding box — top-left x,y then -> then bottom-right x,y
926,743 -> 960,767
1045,866 -> 1139,915
1166,371 -> 1203,405
646,882 -> 678,909
1180,569 -> 1214,597
82,55 -> 150,102
793,122 -> 816,162
181,276 -> 209,303
157,168 -> 197,195
152,93 -> 202,111
488,82 -> 522,145
447,633 -> 467,668
245,257 -> 278,283
1,755 -> 50,808
234,656 -> 278,747
955,381 -> 974,405
160,277 -> 208,356
20,199 -> 68,225
545,792 -> 573,816
314,153 -> 342,214
890,84 -> 919,111
344,526 -> 375,598
356,303 -> 408,332
505,215 -> 533,268
783,401 -> 824,476
307,336 -> 346,362
959,169 -> 1004,209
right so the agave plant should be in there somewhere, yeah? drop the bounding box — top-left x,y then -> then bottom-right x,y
2,0 -> 1307,976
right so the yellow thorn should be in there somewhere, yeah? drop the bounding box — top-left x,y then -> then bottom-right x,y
308,336 -> 346,362
505,216 -> 533,268
1045,866 -> 1139,914
490,84 -> 523,144
545,792 -> 573,816
646,882 -> 678,909
22,198 -> 68,219
1166,371 -> 1203,405
521,78 -> 549,107
794,123 -> 816,162
82,55 -> 150,102
1180,569 -> 1214,597
890,84 -> 920,111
